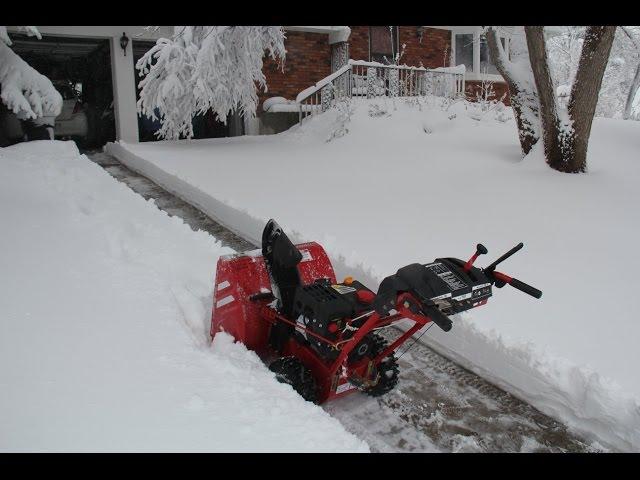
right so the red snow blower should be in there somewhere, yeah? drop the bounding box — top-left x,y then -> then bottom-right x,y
210,219 -> 542,404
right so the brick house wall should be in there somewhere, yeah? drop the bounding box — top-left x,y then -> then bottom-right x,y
259,30 -> 332,110
399,27 -> 451,69
348,26 -> 451,68
465,80 -> 511,106
348,26 -> 370,61
258,27 -> 511,113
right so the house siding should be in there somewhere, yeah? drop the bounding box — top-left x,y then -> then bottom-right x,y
348,26 -> 451,68
259,31 -> 332,109
399,27 -> 451,68
465,80 -> 511,106
348,26 -> 370,61
259,27 -> 511,112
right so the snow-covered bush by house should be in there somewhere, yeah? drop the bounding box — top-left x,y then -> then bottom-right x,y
326,95 -> 354,142
0,27 -> 62,120
368,100 -> 391,117
136,26 -> 285,140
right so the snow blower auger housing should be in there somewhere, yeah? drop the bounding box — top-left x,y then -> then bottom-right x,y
210,219 -> 542,404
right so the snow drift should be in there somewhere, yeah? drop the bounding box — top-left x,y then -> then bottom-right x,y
0,141 -> 368,452
108,96 -> 640,451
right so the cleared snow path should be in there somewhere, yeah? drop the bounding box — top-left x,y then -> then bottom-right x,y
0,142 -> 367,452
88,152 -> 598,453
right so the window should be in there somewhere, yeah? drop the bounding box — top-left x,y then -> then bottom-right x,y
452,29 -> 509,78
479,36 -> 506,74
370,26 -> 399,64
455,33 -> 474,71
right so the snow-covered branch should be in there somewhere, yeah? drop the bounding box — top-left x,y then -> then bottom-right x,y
0,36 -> 62,120
136,26 -> 286,140
0,26 -> 41,46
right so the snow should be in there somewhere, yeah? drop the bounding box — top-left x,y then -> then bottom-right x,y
0,140 -> 368,452
296,63 -> 352,103
108,97 -> 640,452
136,27 -> 286,140
431,65 -> 466,74
0,41 -> 62,120
262,96 -> 292,112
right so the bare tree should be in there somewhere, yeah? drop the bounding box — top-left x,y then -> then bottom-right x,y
486,27 -> 540,156
621,26 -> 640,120
525,26 -> 616,173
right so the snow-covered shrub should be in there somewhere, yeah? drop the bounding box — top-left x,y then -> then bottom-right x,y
137,26 -> 285,140
368,102 -> 390,117
403,94 -> 424,111
493,102 -> 511,123
0,27 -> 62,119
326,97 -> 354,142
466,73 -> 507,122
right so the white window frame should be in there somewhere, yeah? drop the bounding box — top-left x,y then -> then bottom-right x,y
449,27 -> 509,82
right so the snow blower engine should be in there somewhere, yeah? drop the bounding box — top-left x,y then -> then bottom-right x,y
210,219 -> 542,404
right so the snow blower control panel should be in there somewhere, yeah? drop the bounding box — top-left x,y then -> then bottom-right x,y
422,259 -> 493,313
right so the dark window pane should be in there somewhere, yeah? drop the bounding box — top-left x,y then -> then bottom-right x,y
370,26 -> 398,64
479,36 -> 501,74
455,34 -> 473,71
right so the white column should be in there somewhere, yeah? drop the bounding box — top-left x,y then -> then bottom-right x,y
473,29 -> 481,75
244,116 -> 260,135
110,32 -> 139,143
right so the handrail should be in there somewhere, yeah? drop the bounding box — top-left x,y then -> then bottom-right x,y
295,63 -> 352,103
295,59 -> 466,124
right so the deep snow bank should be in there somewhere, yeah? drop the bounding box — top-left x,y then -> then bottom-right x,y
0,141 -> 368,452
108,97 -> 640,451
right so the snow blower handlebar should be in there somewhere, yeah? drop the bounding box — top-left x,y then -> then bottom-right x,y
492,271 -> 543,299
482,243 -> 543,299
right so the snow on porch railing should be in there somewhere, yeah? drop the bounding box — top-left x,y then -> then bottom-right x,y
296,60 -> 465,124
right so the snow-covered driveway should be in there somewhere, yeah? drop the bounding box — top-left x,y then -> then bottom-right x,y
88,150 -> 594,452
0,141 -> 367,452
106,98 -> 640,451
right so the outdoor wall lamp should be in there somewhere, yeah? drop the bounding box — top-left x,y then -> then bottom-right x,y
120,32 -> 130,56
416,26 -> 425,43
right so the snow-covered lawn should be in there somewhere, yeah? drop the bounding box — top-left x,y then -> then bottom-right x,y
108,97 -> 640,451
0,141 -> 368,452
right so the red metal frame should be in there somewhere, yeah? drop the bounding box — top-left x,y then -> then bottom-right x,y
210,242 -> 442,403
254,291 -> 433,402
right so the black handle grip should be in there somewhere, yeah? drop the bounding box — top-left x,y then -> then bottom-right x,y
509,278 -> 542,299
423,305 -> 453,332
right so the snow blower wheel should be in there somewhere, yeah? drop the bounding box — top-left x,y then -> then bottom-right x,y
210,219 -> 542,404
269,356 -> 319,403
361,333 -> 400,397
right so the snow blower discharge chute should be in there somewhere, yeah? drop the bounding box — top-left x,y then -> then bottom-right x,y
210,220 -> 542,404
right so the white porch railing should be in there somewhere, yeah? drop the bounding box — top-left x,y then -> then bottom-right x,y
296,60 -> 466,124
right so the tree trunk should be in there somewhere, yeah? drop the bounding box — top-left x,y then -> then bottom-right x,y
621,26 -> 640,120
623,62 -> 640,120
525,26 -> 616,173
486,27 -> 540,156
525,26 -> 566,170
568,26 -> 616,172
